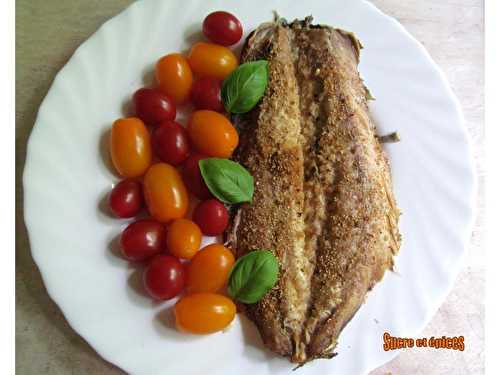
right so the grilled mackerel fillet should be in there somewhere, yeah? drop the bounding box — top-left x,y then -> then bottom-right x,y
226,17 -> 401,363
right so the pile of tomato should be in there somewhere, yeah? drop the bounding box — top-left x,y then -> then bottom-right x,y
107,11 -> 243,334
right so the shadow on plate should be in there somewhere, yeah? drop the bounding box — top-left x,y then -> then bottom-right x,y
102,233 -> 126,269
182,23 -> 204,55
98,127 -> 119,179
155,305 -> 176,329
126,267 -> 149,299
97,189 -> 114,219
108,234 -> 122,259
121,96 -> 133,118
152,304 -> 200,342
239,314 -> 294,371
142,62 -> 156,88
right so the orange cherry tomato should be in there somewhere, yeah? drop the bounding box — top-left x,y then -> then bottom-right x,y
187,110 -> 239,158
143,163 -> 189,222
155,53 -> 193,104
187,244 -> 235,293
166,219 -> 202,260
187,42 -> 238,80
110,117 -> 152,178
175,293 -> 236,334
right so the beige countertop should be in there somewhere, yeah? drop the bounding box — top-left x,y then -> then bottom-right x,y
16,1 -> 484,374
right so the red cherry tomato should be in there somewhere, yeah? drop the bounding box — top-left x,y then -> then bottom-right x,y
120,220 -> 165,261
144,255 -> 185,300
203,11 -> 243,46
191,77 -> 224,112
133,88 -> 176,125
192,199 -> 229,236
109,179 -> 144,218
181,153 -> 213,200
152,121 -> 190,166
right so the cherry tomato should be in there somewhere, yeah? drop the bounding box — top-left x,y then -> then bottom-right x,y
187,42 -> 237,80
186,244 -> 235,293
133,88 -> 176,125
203,11 -> 243,46
109,179 -> 144,218
166,219 -> 202,260
143,163 -> 189,223
156,53 -> 193,104
181,153 -> 213,200
192,199 -> 229,236
144,255 -> 185,300
152,121 -> 190,165
187,110 -> 238,158
120,220 -> 165,261
175,293 -> 236,334
191,77 -> 224,112
110,117 -> 152,178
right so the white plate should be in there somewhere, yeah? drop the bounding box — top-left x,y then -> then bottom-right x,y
23,0 -> 476,374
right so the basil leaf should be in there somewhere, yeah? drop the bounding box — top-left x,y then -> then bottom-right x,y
222,60 -> 269,113
199,158 -> 254,204
228,250 -> 279,304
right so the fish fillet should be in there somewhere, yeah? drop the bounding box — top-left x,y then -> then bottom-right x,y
226,17 -> 401,364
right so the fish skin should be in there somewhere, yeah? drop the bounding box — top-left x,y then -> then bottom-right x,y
226,18 -> 401,363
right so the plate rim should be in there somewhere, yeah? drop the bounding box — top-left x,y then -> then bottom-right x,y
22,0 -> 478,373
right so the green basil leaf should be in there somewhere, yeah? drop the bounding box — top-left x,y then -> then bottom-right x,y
228,250 -> 279,304
222,60 -> 269,114
199,158 -> 254,204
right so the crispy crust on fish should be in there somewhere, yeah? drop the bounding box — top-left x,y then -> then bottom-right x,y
226,17 -> 401,363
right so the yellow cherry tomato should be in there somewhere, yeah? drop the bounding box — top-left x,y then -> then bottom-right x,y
175,293 -> 236,334
187,42 -> 238,80
187,110 -> 239,158
143,163 -> 189,222
110,117 -> 151,178
187,244 -> 235,293
166,219 -> 202,260
156,53 -> 193,104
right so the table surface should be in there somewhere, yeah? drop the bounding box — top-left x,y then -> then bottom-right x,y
15,1 -> 484,374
